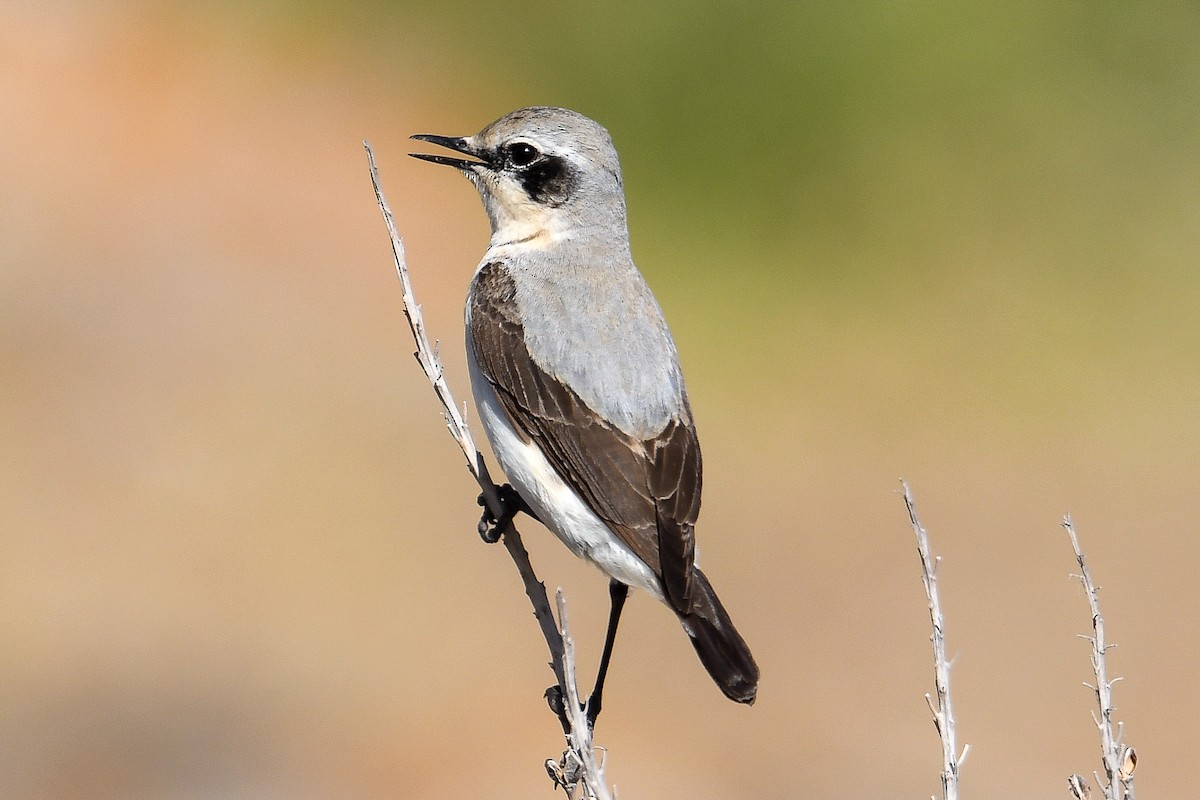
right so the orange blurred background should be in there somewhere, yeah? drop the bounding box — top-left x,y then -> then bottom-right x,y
2,3 -> 1197,798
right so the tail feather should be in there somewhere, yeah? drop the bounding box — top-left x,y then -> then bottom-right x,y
679,568 -> 759,704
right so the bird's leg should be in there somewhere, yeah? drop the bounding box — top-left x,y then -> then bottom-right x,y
585,580 -> 629,730
476,483 -> 539,543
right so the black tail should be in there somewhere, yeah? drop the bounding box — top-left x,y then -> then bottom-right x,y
679,568 -> 759,704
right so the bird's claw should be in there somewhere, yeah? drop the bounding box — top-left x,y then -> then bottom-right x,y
476,483 -> 530,543
476,492 -> 503,543
543,684 -> 599,734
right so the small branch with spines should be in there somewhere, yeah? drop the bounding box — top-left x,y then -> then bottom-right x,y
901,481 -> 968,800
1062,514 -> 1136,800
549,591 -> 615,800
365,141 -> 612,799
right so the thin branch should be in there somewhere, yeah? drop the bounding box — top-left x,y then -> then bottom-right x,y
1068,774 -> 1094,800
365,142 -> 608,795
901,481 -> 964,800
365,144 -> 477,472
1062,514 -> 1135,800
554,591 -> 614,800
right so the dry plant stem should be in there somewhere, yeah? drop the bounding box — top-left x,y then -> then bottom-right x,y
556,591 -> 613,800
365,141 -> 565,676
901,481 -> 966,800
1062,514 -> 1134,800
365,142 -> 606,792
365,144 -> 481,480
1067,774 -> 1095,800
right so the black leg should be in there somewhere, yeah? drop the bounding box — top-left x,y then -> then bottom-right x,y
477,483 -> 539,543
585,580 -> 629,729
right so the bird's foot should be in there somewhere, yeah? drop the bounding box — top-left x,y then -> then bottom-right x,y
476,483 -> 536,543
544,684 -> 601,734
545,685 -> 571,734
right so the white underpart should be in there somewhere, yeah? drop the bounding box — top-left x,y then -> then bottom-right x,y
466,344 -> 666,604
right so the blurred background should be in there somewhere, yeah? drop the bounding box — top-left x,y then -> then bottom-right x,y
2,1 -> 1197,798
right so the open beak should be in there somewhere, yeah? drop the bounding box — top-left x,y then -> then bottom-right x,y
408,134 -> 490,171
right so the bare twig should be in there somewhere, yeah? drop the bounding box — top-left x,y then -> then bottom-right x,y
365,141 -> 609,795
552,591 -> 613,800
1068,774 -> 1094,800
901,481 -> 966,800
1062,514 -> 1135,800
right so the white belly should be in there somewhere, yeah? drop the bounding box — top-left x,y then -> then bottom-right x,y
467,349 -> 665,602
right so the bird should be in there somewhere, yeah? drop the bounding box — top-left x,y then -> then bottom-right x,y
410,106 -> 758,718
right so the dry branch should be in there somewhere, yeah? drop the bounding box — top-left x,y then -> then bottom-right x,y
1062,515 -> 1136,800
365,141 -> 612,798
551,591 -> 615,800
901,481 -> 967,800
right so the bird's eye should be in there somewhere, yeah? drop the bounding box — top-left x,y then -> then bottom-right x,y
507,142 -> 540,167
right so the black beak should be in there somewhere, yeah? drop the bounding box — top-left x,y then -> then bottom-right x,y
408,134 -> 490,171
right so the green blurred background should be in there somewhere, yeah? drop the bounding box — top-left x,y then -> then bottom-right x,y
2,2 -> 1197,798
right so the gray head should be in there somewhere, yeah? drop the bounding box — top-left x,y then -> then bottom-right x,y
410,107 -> 627,245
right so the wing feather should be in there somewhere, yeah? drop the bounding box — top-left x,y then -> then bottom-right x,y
469,262 -> 701,611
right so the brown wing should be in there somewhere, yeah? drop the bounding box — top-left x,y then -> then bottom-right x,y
469,261 -> 701,612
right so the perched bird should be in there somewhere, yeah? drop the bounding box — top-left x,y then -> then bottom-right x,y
410,107 -> 758,715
